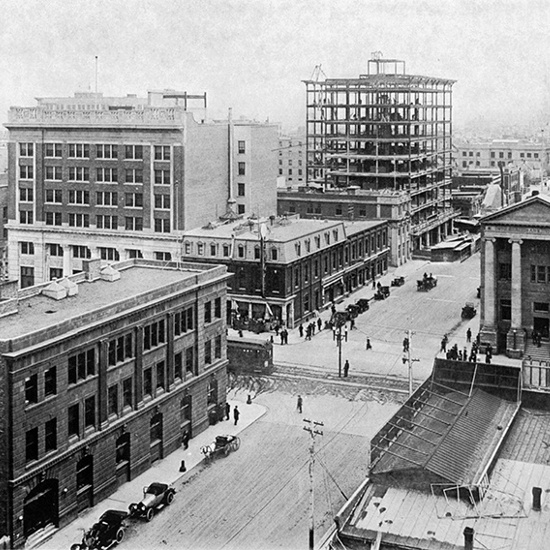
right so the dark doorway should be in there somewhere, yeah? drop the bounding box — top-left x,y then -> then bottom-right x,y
76,455 -> 93,512
24,479 -> 59,537
534,317 -> 550,339
115,433 -> 131,486
150,413 -> 163,463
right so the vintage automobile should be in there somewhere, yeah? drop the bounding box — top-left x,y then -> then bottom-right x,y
374,286 -> 391,300
70,509 -> 127,550
355,298 -> 370,313
345,303 -> 361,319
129,482 -> 176,522
201,434 -> 241,463
417,276 -> 437,292
461,302 -> 477,319
391,276 -> 405,287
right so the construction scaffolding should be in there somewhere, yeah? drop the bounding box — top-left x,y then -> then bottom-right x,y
303,56 -> 457,251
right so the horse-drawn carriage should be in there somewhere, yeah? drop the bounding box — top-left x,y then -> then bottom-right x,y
201,434 -> 241,463
417,275 -> 437,292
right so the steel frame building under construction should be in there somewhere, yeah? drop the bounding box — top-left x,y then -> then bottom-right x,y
303,57 -> 457,253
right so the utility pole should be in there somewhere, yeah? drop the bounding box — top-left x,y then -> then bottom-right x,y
303,418 -> 324,550
332,311 -> 347,377
403,329 -> 419,396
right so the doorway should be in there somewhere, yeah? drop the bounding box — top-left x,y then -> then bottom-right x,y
24,479 -> 59,537
533,317 -> 549,339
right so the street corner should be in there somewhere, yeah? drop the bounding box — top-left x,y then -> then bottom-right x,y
226,397 -> 268,431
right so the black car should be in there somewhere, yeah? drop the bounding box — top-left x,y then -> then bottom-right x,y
70,509 -> 127,550
355,298 -> 370,313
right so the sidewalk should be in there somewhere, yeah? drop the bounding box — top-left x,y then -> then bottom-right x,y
32,398 -> 266,550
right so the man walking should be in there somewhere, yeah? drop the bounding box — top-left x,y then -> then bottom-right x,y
225,401 -> 230,421
466,328 -> 472,343
297,395 -> 303,413
344,359 -> 350,377
233,406 -> 240,426
366,337 -> 372,350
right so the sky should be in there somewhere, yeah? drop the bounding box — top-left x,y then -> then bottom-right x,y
1,0 -> 549,133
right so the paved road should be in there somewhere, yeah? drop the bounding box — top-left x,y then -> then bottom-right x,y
120,386 -> 399,550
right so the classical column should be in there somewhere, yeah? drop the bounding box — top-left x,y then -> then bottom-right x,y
482,238 -> 496,328
509,238 -> 523,328
62,245 -> 72,276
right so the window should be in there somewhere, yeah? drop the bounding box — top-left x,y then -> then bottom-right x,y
68,348 -> 95,384
125,216 -> 143,231
238,183 -> 245,196
20,241 -> 34,255
499,262 -> 511,280
500,299 -> 512,321
19,142 -> 34,157
20,266 -> 34,288
207,378 -> 217,404
45,418 -> 57,452
154,194 -> 170,209
223,245 -> 230,257
48,243 -> 63,257
210,244 -> 217,256
45,212 -> 62,226
84,396 -> 95,428
154,251 -> 171,261
69,213 -> 89,227
125,168 -> 143,184
19,165 -> 33,180
108,333 -> 134,366
69,190 -> 90,205
174,306 -> 194,335
527,152 -> 532,158
68,167 -> 89,182
68,404 -> 80,437
174,352 -> 183,380
99,247 -> 119,261
26,428 -> 39,462
271,248 -> 278,260
238,162 -> 246,175
96,215 -> 118,229
45,166 -> 62,181
238,204 -> 245,214
154,218 -> 170,233
186,346 -> 195,375
96,144 -> 118,159
215,335 -> 222,359
204,301 -> 212,324
238,245 -> 245,258
154,169 -> 170,185
238,140 -> 246,154
196,242 -> 204,256
44,367 -> 57,397
215,297 -> 221,318
122,377 -> 133,408
19,210 -> 33,224
184,242 -> 192,254
143,319 -> 166,350
127,249 -> 143,259
96,168 -> 117,183
19,187 -> 34,202
254,246 -> 261,260
108,385 -> 118,416
295,243 -> 301,256
531,264 -> 549,284
205,340 -> 212,365
125,193 -> 143,208
520,152 -> 525,158
154,145 -> 170,160
499,152 -> 504,159
534,302 -> 549,313
143,368 -> 153,396
68,143 -> 90,158
96,191 -> 118,206
534,153 -> 539,159
125,144 -> 143,160
156,361 -> 165,390
45,143 -> 62,158
45,189 -> 62,203
50,267 -> 63,280
25,374 -> 38,404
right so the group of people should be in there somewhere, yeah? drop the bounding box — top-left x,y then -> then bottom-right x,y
532,330 -> 543,348
277,327 -> 289,345
299,317 -> 323,340
443,329 -> 492,364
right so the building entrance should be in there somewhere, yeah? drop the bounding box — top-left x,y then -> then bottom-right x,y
533,317 -> 549,339
24,479 -> 58,537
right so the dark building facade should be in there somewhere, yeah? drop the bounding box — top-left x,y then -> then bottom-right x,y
0,258 -> 229,548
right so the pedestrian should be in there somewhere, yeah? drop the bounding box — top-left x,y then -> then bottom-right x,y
282,329 -> 288,345
317,318 -> 322,331
372,278 -> 376,289
279,332 -> 284,345
350,318 -> 355,330
233,406 -> 240,426
306,325 -> 312,340
466,328 -> 472,343
225,401 -> 230,421
182,430 -> 190,450
344,359 -> 350,377
366,338 -> 372,350
311,322 -> 316,336
299,324 -> 304,338
297,395 -> 303,413
238,330 -> 244,337
344,328 -> 348,342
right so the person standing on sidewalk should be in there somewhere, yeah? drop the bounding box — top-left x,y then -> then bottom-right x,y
466,328 -> 472,343
344,360 -> 350,377
233,406 -> 240,426
299,324 -> 304,338
225,402 -> 230,421
366,337 -> 372,350
297,395 -> 303,413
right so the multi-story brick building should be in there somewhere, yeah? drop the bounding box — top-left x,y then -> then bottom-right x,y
277,135 -> 306,186
0,173 -> 7,279
302,57 -> 456,256
182,214 -> 389,327
4,91 -> 278,287
278,187 -> 410,266
0,258 -> 230,548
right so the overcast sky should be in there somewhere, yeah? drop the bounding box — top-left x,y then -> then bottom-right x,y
1,0 -> 549,132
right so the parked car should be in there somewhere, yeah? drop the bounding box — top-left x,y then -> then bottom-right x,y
462,302 -> 477,319
70,509 -> 127,550
391,276 -> 405,287
355,298 -> 370,313
129,482 -> 176,521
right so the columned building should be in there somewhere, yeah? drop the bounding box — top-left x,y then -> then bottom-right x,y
479,195 -> 550,358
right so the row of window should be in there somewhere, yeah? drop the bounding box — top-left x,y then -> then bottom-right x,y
19,142 -> 172,161
498,263 -> 550,284
20,166 -> 170,184
461,150 -> 540,159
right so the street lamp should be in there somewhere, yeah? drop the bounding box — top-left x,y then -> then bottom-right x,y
332,311 -> 348,377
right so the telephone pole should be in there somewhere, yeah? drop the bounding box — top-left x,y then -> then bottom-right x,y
303,418 -> 324,550
403,329 -> 419,396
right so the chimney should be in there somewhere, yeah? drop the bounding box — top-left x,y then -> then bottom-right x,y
532,487 -> 542,511
463,526 -> 474,550
82,257 -> 101,281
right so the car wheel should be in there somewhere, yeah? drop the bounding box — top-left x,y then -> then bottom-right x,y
116,528 -> 125,543
166,491 -> 174,505
145,507 -> 154,522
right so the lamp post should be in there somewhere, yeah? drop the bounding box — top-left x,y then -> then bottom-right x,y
332,311 -> 347,377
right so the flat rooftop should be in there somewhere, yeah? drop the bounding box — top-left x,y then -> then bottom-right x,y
0,264 -> 206,341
